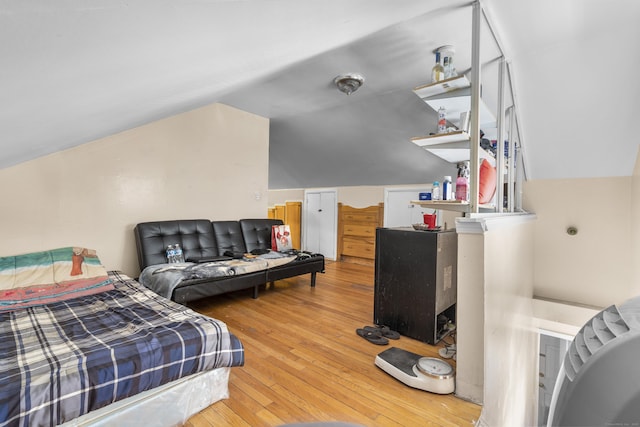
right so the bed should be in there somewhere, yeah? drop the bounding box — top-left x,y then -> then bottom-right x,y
0,247 -> 244,427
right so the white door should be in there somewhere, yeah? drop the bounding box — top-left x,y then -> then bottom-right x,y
538,333 -> 570,426
383,187 -> 432,228
303,189 -> 337,259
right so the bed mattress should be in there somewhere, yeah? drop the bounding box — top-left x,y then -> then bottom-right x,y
0,271 -> 243,427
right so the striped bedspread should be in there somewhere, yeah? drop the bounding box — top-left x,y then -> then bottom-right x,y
0,271 -> 244,427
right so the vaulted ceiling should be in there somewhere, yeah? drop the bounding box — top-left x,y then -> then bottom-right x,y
2,1 -> 639,189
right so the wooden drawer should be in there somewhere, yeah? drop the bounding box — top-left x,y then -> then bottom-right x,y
342,237 -> 376,259
343,224 -> 375,238
338,203 -> 383,263
343,212 -> 378,223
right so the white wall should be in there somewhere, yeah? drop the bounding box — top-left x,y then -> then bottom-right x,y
0,103 -> 269,277
523,177 -> 634,308
456,214 -> 537,427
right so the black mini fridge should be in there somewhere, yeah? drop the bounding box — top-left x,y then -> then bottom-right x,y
373,227 -> 457,344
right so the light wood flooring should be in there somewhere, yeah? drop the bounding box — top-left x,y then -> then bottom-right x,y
185,260 -> 481,427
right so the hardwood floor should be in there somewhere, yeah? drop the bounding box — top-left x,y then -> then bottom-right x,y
184,261 -> 481,427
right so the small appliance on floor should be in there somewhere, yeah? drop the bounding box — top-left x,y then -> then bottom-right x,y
375,347 -> 455,394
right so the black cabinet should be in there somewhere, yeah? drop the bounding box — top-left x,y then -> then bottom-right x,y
374,227 -> 457,344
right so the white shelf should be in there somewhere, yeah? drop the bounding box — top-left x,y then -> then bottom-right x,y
411,44 -> 502,213
411,131 -> 497,164
426,148 -> 471,163
426,146 -> 496,164
423,89 -> 495,129
411,131 -> 470,147
413,75 -> 471,99
413,75 -> 495,130
412,76 -> 499,165
410,200 -> 496,213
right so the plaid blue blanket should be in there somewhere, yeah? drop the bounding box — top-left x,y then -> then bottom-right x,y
0,271 -> 244,427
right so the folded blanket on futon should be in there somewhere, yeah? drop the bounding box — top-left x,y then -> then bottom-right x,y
139,253 -> 296,299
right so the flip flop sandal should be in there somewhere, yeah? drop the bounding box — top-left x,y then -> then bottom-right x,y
356,328 -> 389,345
438,344 -> 456,359
364,325 -> 400,340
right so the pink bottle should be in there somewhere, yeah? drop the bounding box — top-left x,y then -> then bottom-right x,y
455,176 -> 468,201
455,161 -> 469,201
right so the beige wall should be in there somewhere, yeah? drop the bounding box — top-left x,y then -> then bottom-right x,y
269,185 -> 418,208
523,176 -> 634,308
456,214 -> 537,426
268,188 -> 305,205
0,103 -> 269,277
455,230 -> 485,404
633,148 -> 640,297
481,217 -> 537,426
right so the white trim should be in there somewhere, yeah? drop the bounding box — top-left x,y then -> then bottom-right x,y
537,328 -> 575,342
455,212 -> 536,234
532,296 -> 601,338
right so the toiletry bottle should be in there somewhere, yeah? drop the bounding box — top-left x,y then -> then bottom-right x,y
444,55 -> 457,79
431,52 -> 444,83
443,176 -> 452,200
437,107 -> 447,134
455,162 -> 469,201
432,181 -> 441,201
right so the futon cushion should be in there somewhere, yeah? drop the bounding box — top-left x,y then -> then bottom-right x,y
239,219 -> 284,252
134,220 -> 219,269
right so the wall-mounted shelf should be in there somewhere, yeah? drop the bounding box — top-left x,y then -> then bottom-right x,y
407,2 -> 523,215
413,75 -> 471,98
410,200 -> 495,213
411,131 -> 497,164
413,75 -> 496,129
411,130 -> 470,147
411,73 -> 497,166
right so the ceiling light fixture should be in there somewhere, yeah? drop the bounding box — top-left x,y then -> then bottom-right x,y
334,73 -> 365,95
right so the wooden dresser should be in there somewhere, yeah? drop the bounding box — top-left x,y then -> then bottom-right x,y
337,203 -> 384,265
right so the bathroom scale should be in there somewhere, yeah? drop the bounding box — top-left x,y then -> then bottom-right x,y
375,347 -> 455,394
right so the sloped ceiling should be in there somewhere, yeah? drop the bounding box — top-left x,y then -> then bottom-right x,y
2,0 -> 639,189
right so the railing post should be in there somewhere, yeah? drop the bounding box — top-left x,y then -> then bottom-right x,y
496,57 -> 506,213
469,0 -> 481,214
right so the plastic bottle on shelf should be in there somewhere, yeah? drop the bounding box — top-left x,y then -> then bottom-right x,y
166,245 -> 175,263
455,162 -> 469,201
431,51 -> 444,83
432,181 -> 441,201
438,45 -> 457,79
444,55 -> 457,79
443,176 -> 453,200
437,107 -> 447,134
174,244 -> 184,263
